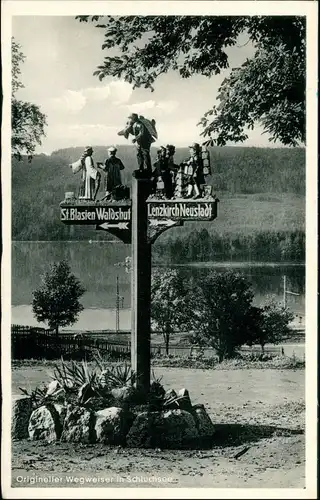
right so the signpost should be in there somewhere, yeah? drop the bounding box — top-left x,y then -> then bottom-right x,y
60,178 -> 218,393
60,202 -> 132,243
147,199 -> 217,221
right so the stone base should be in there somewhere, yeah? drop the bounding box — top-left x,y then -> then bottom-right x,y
15,384 -> 215,449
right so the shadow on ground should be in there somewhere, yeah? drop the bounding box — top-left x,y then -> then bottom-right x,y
208,423 -> 303,448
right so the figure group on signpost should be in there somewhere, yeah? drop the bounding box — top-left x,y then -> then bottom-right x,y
118,113 -> 157,177
69,145 -> 129,203
151,142 -> 212,200
69,146 -> 101,201
67,113 -> 214,203
96,146 -> 129,202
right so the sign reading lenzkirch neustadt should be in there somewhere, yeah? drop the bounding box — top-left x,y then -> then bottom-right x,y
147,200 -> 217,221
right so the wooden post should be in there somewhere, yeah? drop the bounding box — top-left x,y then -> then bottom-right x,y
116,275 -> 120,333
131,174 -> 151,393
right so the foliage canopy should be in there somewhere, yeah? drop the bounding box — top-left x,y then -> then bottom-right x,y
188,271 -> 258,361
76,15 -> 306,147
12,37 -> 47,160
178,270 -> 295,361
252,297 -> 294,351
151,268 -> 191,355
32,260 -> 86,336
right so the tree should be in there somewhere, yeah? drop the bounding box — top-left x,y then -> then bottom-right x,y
251,297 -> 294,353
188,271 -> 258,362
32,261 -> 86,337
151,268 -> 191,355
76,15 -> 305,147
12,37 -> 47,160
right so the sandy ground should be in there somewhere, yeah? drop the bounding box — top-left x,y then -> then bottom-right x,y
11,365 -> 305,489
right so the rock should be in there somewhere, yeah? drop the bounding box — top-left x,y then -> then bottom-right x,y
28,404 -> 62,443
161,409 -> 199,448
94,407 -> 133,445
126,411 -> 161,448
46,380 -> 66,402
99,370 -> 110,389
126,409 -> 199,449
60,405 -> 95,443
193,404 -> 215,437
46,380 -> 60,396
53,403 -> 67,426
130,404 -> 151,416
177,388 -> 193,412
111,386 -> 132,401
163,389 -> 179,409
84,395 -> 116,412
12,395 -> 32,440
110,386 -> 143,406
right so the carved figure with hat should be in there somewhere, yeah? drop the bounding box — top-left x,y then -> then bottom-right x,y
69,145 -> 101,201
96,145 -> 126,201
118,113 -> 158,177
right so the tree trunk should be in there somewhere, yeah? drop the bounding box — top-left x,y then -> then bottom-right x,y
216,318 -> 223,362
165,332 -> 169,356
55,325 -> 59,339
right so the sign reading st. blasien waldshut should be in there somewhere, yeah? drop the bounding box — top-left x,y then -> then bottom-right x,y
60,205 -> 131,225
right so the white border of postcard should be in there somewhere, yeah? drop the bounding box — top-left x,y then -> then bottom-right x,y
1,1 -> 318,499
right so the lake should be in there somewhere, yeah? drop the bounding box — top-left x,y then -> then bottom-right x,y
11,241 -> 305,331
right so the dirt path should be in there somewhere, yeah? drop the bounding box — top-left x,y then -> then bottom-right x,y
12,434 -> 304,488
11,365 -> 305,489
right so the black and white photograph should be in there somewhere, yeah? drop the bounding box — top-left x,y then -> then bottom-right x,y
1,1 -> 318,497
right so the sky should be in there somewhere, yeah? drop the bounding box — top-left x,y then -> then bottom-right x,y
12,15 -> 285,154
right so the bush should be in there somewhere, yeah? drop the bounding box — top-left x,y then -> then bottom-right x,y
151,353 -> 304,370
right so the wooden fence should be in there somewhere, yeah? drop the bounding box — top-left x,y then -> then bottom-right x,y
11,325 -> 305,361
11,325 -> 131,360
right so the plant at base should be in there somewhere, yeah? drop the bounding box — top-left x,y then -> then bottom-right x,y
76,15 -> 305,147
32,261 -> 86,338
148,370 -> 165,409
19,385 -> 48,409
99,363 -> 135,390
52,359 -> 98,391
12,37 -> 47,160
188,270 -> 258,362
151,268 -> 192,356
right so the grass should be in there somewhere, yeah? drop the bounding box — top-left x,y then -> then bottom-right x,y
11,353 -> 304,383
151,354 -> 305,370
157,192 -> 305,241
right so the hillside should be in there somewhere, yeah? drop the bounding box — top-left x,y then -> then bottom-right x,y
50,145 -> 305,195
11,146 -> 305,257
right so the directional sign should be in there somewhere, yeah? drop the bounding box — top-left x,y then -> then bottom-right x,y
99,222 -> 129,230
148,219 -> 184,244
96,222 -> 132,244
149,219 -> 177,228
60,197 -> 217,244
147,198 -> 218,221
60,202 -> 131,225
